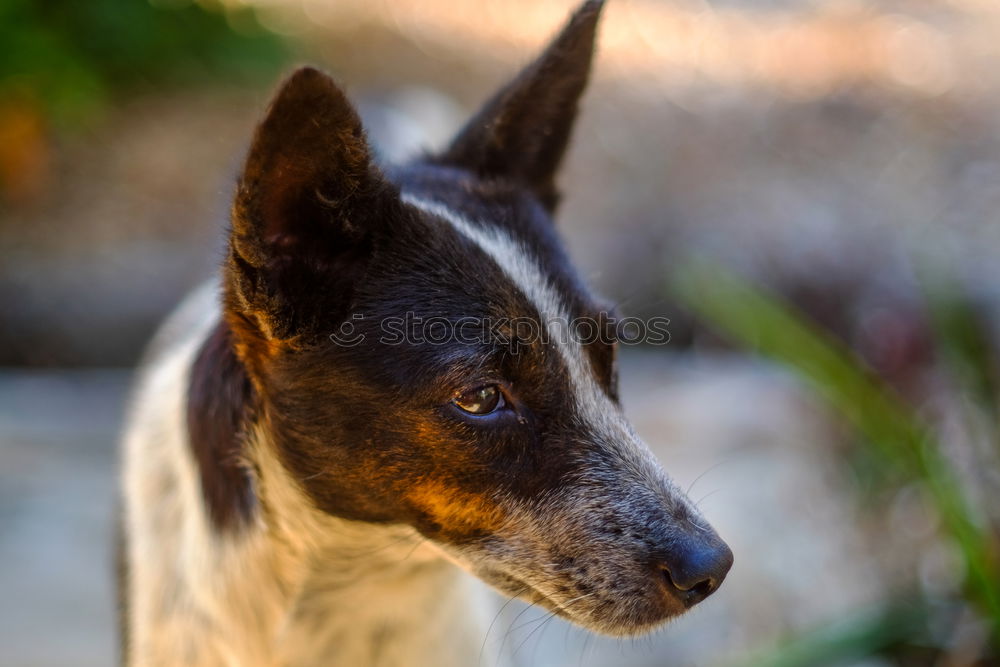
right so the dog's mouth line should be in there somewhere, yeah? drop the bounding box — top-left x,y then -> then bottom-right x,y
503,577 -> 671,637
496,573 -> 596,624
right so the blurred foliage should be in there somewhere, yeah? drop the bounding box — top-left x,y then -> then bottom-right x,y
0,0 -> 289,128
739,598 -> 935,667
0,0 -> 289,202
674,263 -> 1000,664
925,279 -> 1000,433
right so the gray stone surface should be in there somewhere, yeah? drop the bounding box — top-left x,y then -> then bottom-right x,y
0,371 -> 127,666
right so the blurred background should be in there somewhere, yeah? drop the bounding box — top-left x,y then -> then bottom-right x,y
2,0 -> 999,664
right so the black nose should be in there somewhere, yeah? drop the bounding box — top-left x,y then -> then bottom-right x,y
657,535 -> 733,607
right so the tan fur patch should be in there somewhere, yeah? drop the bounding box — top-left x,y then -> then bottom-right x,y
407,481 -> 506,537
222,309 -> 288,383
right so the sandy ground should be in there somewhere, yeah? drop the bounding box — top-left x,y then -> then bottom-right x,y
0,350 -> 883,666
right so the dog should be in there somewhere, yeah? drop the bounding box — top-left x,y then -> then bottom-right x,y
118,1 -> 733,664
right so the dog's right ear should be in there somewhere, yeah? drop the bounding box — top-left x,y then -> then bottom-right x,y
431,0 -> 604,212
225,67 -> 400,350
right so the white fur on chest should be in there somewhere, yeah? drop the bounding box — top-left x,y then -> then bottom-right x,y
120,284 -> 506,666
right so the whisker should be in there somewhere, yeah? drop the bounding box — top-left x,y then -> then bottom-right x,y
479,586 -> 528,667
498,595 -> 544,661
512,592 -> 595,661
299,467 -> 330,482
685,460 -> 729,497
579,629 -> 593,667
695,488 -> 722,509
398,535 -> 429,562
521,609 -> 560,663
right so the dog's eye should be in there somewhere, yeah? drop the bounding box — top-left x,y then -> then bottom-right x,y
453,385 -> 505,415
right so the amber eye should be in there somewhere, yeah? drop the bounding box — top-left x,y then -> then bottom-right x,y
453,385 -> 505,415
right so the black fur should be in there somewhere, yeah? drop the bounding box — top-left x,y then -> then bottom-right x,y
187,321 -> 257,529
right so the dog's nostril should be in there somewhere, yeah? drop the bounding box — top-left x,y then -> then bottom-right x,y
687,578 -> 715,601
660,566 -> 715,604
657,540 -> 733,607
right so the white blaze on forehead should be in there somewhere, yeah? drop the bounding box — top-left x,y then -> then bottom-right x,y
398,193 -> 690,487
401,193 -> 608,419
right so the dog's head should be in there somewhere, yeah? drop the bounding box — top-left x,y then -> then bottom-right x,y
216,0 -> 731,636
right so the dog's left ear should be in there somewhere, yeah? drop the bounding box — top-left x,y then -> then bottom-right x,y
432,0 -> 604,212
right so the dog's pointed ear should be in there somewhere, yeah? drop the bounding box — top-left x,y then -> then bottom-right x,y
432,0 -> 604,212
226,67 -> 400,346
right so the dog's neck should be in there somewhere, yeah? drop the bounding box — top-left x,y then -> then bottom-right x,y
247,436 -> 486,666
